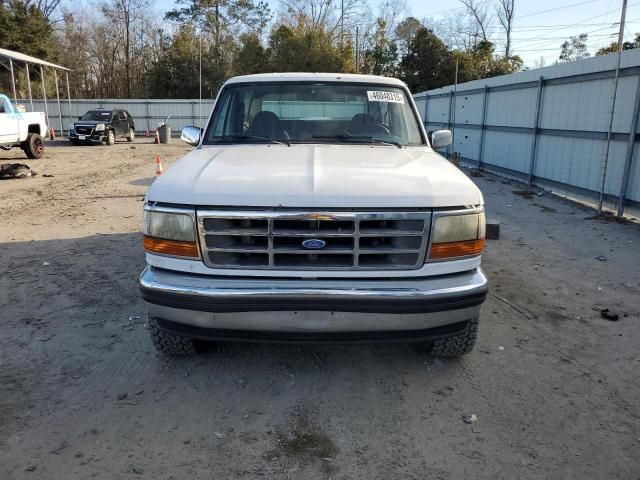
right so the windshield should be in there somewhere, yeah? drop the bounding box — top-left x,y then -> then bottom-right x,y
81,110 -> 112,121
203,82 -> 424,147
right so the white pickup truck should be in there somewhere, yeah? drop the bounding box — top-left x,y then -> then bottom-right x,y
0,94 -> 47,159
139,73 -> 488,357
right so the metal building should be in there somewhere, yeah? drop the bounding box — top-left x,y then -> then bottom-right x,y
414,49 -> 640,217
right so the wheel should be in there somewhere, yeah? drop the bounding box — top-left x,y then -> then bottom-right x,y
106,130 -> 115,145
127,127 -> 135,142
148,318 -> 197,355
23,133 -> 44,159
418,317 -> 479,358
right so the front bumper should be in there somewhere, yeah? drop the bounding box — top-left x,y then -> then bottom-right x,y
69,129 -> 105,142
139,266 -> 488,339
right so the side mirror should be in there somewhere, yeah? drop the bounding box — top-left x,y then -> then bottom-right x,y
430,129 -> 452,149
181,126 -> 201,146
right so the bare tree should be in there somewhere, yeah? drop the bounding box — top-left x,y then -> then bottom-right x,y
431,14 -> 481,51
459,0 -> 491,44
496,0 -> 514,57
102,0 -> 149,98
378,0 -> 409,38
20,0 -> 63,20
278,0 -> 367,42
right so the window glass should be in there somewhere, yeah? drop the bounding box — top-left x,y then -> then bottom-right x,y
80,110 -> 112,121
204,82 -> 424,147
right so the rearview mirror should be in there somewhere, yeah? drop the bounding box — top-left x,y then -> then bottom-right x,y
430,129 -> 452,149
181,126 -> 201,146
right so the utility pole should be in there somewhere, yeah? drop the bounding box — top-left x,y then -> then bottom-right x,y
199,25 -> 203,128
451,58 -> 459,160
355,26 -> 359,71
598,0 -> 627,212
340,0 -> 344,46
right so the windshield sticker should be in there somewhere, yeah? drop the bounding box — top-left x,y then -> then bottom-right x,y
367,91 -> 404,104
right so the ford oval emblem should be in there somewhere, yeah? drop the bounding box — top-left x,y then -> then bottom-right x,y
302,238 -> 326,249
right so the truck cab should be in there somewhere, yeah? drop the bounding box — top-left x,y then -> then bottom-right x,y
0,94 -> 46,159
139,73 -> 488,357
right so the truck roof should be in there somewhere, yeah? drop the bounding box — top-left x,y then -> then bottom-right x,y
225,72 -> 407,87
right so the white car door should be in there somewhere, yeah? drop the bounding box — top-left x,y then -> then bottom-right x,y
0,96 -> 20,144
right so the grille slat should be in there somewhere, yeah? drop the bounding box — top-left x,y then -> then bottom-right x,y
74,125 -> 94,135
198,211 -> 431,271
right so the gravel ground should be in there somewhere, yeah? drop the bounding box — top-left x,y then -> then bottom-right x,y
1,139 -> 639,479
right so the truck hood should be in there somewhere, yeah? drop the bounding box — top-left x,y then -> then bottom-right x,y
74,120 -> 108,126
147,144 -> 483,208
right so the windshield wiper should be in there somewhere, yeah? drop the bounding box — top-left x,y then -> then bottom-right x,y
312,134 -> 403,149
216,134 -> 290,147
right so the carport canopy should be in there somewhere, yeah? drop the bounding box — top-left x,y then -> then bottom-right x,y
0,48 -> 71,72
0,47 -> 73,137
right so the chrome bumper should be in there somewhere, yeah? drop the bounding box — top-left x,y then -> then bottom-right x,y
139,266 -> 487,335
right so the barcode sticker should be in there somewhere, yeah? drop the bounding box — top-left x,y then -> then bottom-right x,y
367,91 -> 405,104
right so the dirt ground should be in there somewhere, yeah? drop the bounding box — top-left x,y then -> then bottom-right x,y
1,138 -> 639,480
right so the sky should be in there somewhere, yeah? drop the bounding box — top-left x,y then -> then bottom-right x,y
152,0 -> 640,68
407,0 -> 640,66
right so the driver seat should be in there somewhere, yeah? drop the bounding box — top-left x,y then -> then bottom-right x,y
348,113 -> 380,135
247,111 -> 286,139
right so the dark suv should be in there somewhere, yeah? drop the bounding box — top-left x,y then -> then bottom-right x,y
69,109 -> 135,145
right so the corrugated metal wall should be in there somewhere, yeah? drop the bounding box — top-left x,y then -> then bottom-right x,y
25,99 -> 214,136
414,49 -> 640,217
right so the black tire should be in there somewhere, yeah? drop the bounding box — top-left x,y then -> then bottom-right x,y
23,133 -> 44,159
127,127 -> 135,142
421,317 -> 479,358
148,319 -> 197,356
106,130 -> 115,145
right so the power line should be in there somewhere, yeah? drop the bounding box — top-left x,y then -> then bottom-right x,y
484,20 -> 640,31
507,5 -> 638,52
517,0 -> 601,19
510,32 -> 617,42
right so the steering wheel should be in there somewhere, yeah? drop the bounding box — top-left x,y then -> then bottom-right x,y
375,123 -> 391,135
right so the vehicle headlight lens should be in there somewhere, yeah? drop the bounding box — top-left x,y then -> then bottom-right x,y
143,208 -> 199,257
69,124 -> 75,132
95,123 -> 105,131
429,211 -> 485,260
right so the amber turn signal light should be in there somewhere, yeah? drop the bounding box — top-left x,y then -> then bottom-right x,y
143,235 -> 199,258
429,238 -> 485,260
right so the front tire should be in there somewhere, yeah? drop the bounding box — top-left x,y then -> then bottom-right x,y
127,127 -> 135,142
23,133 -> 44,159
420,317 -> 479,358
106,130 -> 115,145
148,319 -> 197,356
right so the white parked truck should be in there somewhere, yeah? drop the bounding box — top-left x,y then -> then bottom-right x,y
140,73 -> 488,357
0,94 -> 47,159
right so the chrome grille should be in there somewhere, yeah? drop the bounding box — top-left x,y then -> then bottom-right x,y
74,125 -> 94,135
197,210 -> 431,270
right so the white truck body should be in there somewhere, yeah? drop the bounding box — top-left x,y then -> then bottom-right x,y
0,94 -> 47,158
152,144 -> 482,208
139,73 -> 488,357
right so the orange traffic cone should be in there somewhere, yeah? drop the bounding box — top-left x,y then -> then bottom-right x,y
154,129 -> 160,144
155,155 -> 163,176
49,128 -> 55,140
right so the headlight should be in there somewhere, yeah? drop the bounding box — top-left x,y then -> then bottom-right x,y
69,124 -> 75,132
429,211 -> 485,260
95,123 -> 105,131
143,208 -> 199,257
